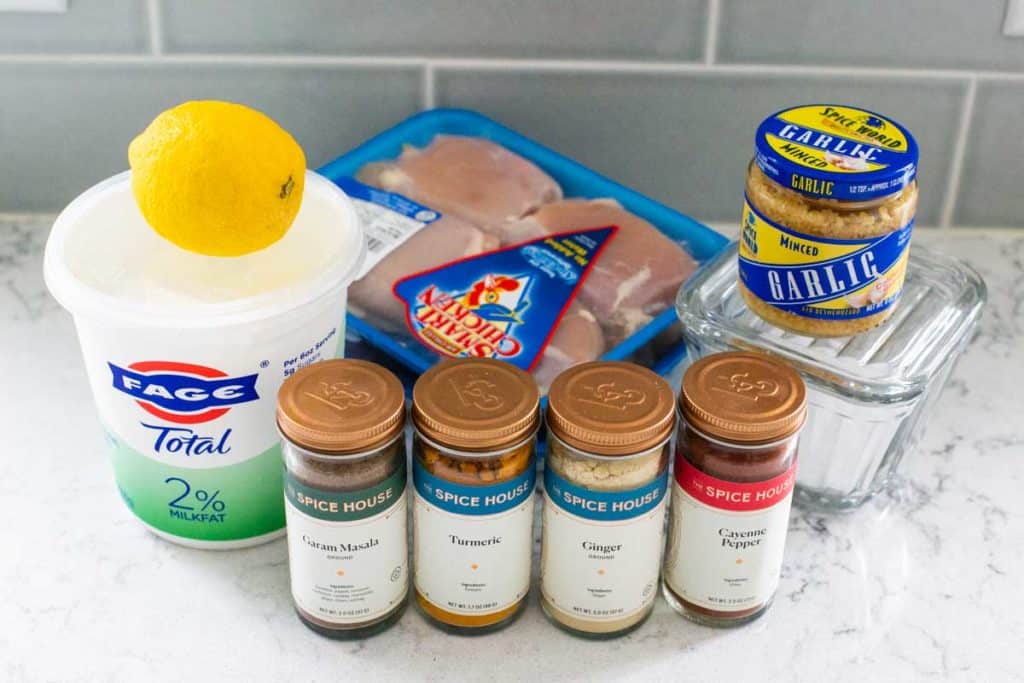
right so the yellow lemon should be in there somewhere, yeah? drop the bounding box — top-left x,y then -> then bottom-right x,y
128,100 -> 305,257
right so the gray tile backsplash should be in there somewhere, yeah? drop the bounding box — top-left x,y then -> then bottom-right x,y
161,0 -> 707,60
0,0 -> 149,54
0,63 -> 420,212
0,0 -> 1021,227
955,81 -> 1024,226
718,0 -> 1024,72
435,69 -> 963,226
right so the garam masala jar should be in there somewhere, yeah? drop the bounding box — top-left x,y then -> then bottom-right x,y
277,359 -> 409,639
541,361 -> 674,638
739,104 -> 919,336
411,358 -> 540,633
663,352 -> 806,627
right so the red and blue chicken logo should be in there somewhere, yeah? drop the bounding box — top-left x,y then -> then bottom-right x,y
394,227 -> 616,370
462,273 -> 531,324
108,361 -> 260,425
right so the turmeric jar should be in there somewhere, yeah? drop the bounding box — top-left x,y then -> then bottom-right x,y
541,361 -> 674,638
739,104 -> 919,336
411,358 -> 540,633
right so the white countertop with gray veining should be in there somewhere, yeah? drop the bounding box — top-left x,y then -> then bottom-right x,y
2,217 -> 1021,682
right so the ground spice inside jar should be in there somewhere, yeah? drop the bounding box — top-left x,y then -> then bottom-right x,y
410,358 -> 540,633
663,351 -> 806,627
277,359 -> 409,639
541,361 -> 674,638
739,104 -> 919,337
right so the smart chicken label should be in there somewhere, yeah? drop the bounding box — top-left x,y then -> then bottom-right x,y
393,227 -> 617,371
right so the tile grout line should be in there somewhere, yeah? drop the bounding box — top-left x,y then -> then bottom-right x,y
704,0 -> 720,65
0,53 -> 426,67
0,52 -> 1019,82
938,77 -> 977,230
403,58 -> 987,81
145,0 -> 163,56
421,62 -> 435,109
0,218 -> 1020,235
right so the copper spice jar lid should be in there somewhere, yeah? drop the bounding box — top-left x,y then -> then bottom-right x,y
547,361 -> 676,456
277,359 -> 406,454
412,358 -> 540,452
680,352 -> 806,444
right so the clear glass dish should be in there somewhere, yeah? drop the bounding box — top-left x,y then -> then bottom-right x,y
675,242 -> 986,511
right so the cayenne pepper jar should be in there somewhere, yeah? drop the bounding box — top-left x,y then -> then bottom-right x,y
277,359 -> 409,639
541,361 -> 674,638
411,358 -> 540,633
663,352 -> 806,627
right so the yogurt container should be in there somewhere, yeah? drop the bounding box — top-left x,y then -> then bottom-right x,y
44,170 -> 365,548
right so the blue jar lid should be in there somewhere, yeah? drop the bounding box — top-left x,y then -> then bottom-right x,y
754,104 -> 918,201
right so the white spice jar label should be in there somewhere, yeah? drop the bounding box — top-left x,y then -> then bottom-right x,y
540,466 -> 669,622
284,468 -> 409,625
664,457 -> 797,612
412,459 -> 535,616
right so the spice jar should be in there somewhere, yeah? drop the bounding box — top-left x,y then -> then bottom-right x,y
277,359 -> 409,639
739,104 -> 919,336
663,352 -> 806,627
411,358 -> 540,633
540,362 -> 674,638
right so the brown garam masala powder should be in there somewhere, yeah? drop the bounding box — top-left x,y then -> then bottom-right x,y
277,359 -> 409,639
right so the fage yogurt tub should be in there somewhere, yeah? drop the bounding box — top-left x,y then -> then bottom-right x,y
44,170 -> 365,548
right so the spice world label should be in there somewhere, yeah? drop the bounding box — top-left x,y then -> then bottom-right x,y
739,198 -> 912,322
285,465 -> 406,522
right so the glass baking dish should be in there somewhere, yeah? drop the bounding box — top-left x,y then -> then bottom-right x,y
675,242 -> 986,511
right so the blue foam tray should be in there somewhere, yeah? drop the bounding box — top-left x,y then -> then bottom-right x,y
318,108 -> 728,382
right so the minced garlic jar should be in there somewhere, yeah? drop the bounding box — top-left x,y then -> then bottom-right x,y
540,361 -> 675,638
739,104 -> 919,336
411,358 -> 540,633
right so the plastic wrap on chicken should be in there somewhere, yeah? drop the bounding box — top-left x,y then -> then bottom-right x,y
531,302 -> 606,390
349,214 -> 499,332
507,199 -> 699,345
358,135 -> 562,232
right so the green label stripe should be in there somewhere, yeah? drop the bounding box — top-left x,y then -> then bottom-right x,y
106,428 -> 286,542
285,464 -> 407,522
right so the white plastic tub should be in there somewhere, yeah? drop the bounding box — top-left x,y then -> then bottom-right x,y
44,170 -> 365,548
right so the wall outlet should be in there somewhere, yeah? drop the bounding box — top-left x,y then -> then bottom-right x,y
0,0 -> 67,11
1005,0 -> 1024,36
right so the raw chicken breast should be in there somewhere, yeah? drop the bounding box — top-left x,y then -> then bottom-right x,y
348,216 -> 499,332
509,199 -> 699,345
358,135 -> 562,233
532,303 -> 606,390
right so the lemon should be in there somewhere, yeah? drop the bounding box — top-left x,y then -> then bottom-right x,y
128,100 -> 306,257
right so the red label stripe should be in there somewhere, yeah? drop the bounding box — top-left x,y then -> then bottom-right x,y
674,455 -> 797,512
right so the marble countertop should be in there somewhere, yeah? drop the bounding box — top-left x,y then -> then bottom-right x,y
2,217 -> 1022,683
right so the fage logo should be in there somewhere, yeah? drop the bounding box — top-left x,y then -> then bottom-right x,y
108,361 -> 259,424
